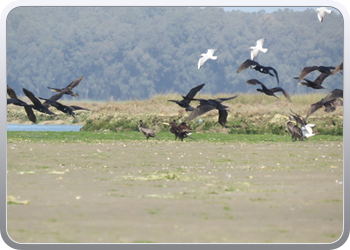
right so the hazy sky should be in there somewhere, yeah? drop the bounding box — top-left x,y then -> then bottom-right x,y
222,6 -> 340,14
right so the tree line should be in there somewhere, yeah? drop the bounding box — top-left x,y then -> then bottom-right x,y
6,7 -> 344,101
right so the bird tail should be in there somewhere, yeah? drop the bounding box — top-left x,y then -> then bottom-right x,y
211,56 -> 218,60
261,48 -> 268,53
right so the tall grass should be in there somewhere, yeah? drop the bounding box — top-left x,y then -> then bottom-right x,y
7,93 -> 343,135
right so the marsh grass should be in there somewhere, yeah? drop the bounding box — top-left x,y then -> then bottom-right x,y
7,93 -> 343,135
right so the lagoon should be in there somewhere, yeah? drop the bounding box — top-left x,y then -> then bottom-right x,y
7,124 -> 83,132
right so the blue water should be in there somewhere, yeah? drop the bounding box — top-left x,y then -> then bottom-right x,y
7,124 -> 83,132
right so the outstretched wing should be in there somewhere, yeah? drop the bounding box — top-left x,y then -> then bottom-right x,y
184,83 -> 205,102
269,87 -> 292,102
7,85 -> 18,99
186,104 -> 216,121
23,88 -> 43,106
66,76 -> 84,89
236,59 -> 259,73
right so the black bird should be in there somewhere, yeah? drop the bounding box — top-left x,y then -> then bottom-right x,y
168,83 -> 205,111
294,72 -> 330,89
7,86 -> 36,123
184,95 -> 239,127
237,59 -> 279,84
163,120 -> 194,141
305,89 -> 343,120
38,96 -> 76,118
246,79 -> 292,102
289,109 -> 307,126
285,116 -> 305,141
69,105 -> 90,111
22,88 -> 56,115
47,76 -> 84,97
138,120 -> 160,140
297,66 -> 336,83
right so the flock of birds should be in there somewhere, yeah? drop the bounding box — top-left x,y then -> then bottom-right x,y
138,7 -> 343,142
7,7 -> 343,142
7,76 -> 89,123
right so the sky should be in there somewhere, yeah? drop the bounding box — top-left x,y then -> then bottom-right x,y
222,6 -> 340,14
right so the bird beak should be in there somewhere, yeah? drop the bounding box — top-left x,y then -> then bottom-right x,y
163,123 -> 169,125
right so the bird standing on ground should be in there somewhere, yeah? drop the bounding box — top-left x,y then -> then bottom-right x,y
198,49 -> 217,69
316,7 -> 332,22
163,120 -> 193,141
138,120 -> 160,140
246,79 -> 292,102
249,38 -> 268,60
285,116 -> 305,141
168,83 -> 205,111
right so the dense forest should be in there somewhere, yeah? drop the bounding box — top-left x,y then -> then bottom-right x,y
6,7 -> 344,101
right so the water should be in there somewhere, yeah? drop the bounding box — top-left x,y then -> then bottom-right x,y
7,124 -> 83,132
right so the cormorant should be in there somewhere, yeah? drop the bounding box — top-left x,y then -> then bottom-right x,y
47,76 -> 84,97
237,59 -> 279,84
246,79 -> 292,102
7,86 -> 36,123
285,116 -> 305,141
168,83 -> 205,111
38,96 -> 76,118
163,120 -> 194,141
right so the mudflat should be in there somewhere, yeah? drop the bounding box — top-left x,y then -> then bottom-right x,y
7,139 -> 343,243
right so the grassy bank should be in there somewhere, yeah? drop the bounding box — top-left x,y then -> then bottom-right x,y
7,93 -> 343,136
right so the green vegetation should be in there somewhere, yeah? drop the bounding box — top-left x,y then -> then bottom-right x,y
7,131 -> 342,143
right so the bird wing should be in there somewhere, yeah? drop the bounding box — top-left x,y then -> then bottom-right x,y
186,104 -> 216,121
313,72 -> 331,85
256,38 -> 265,48
23,88 -> 43,106
198,56 -> 209,69
185,83 -> 205,100
298,66 -> 319,82
236,59 -> 259,73
321,89 -> 343,104
206,49 -> 217,56
218,109 -> 228,127
265,66 -> 279,84
250,49 -> 259,61
269,87 -> 292,102
306,101 -> 323,120
24,106 -> 37,123
66,76 -> 84,89
331,62 -> 343,75
215,95 -> 239,103
69,105 -> 90,111
7,86 -> 18,99
246,79 -> 265,88
47,87 -> 63,92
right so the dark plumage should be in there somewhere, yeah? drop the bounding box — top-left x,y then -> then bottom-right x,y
168,83 -> 205,111
23,88 -> 56,115
246,79 -> 292,102
163,120 -> 194,141
38,96 -> 76,118
237,59 -> 279,84
7,86 -> 36,123
285,116 -> 305,141
297,66 -> 336,83
305,89 -> 343,120
294,72 -> 330,89
138,120 -> 160,140
184,95 -> 239,127
47,76 -> 84,97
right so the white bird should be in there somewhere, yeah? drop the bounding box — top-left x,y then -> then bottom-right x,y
198,49 -> 217,69
302,124 -> 316,138
316,7 -> 332,22
249,38 -> 268,60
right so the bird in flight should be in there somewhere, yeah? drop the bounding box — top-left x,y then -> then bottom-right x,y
198,49 -> 217,69
249,38 -> 268,60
